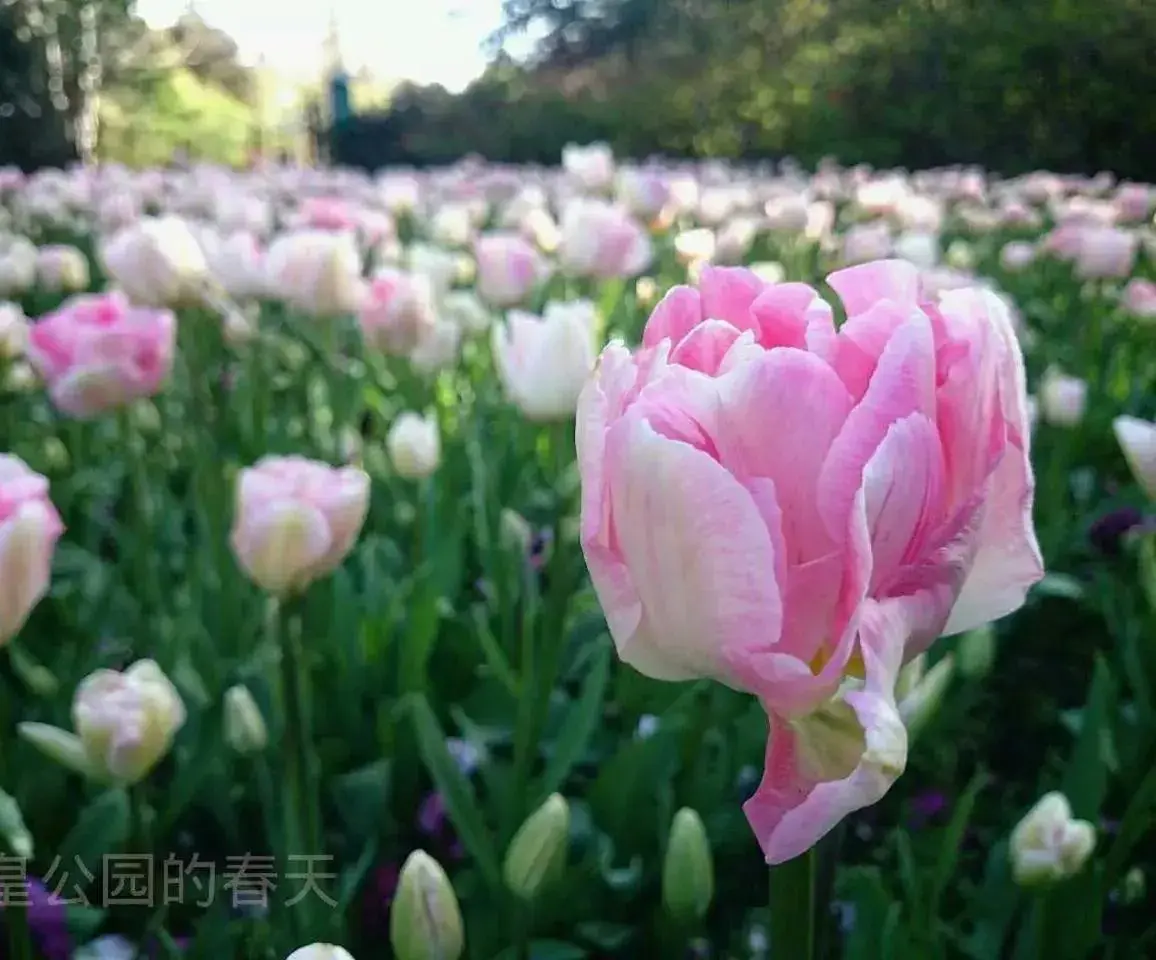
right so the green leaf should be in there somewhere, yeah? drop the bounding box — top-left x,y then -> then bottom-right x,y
928,771 -> 989,925
1060,655 -> 1114,820
64,904 -> 107,940
331,760 -> 392,839
837,866 -> 894,960
1034,573 -> 1085,601
1103,748 -> 1156,887
57,789 -> 131,880
408,694 -> 501,888
538,643 -> 611,801
529,942 -> 587,960
962,840 -> 1020,960
575,921 -> 633,951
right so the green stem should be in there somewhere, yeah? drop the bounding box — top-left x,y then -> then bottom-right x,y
6,896 -> 33,960
769,847 -> 816,960
276,595 -> 322,940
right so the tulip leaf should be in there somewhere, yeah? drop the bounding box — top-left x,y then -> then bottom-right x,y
962,840 -> 1021,960
929,770 -> 990,927
57,788 -> 130,883
408,694 -> 501,889
836,866 -> 894,960
331,759 -> 392,838
538,643 -> 611,802
1061,655 -> 1114,820
1103,744 -> 1156,887
0,788 -> 33,858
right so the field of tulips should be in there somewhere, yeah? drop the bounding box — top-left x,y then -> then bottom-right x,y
2,147 -> 1156,960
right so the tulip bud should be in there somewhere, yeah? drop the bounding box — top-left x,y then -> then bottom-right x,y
223,684 -> 268,754
897,654 -> 955,743
1113,416 -> 1156,501
957,626 -> 996,679
1039,368 -> 1087,428
285,944 -> 356,960
1122,867 -> 1146,905
503,793 -> 570,902
387,412 -> 441,480
1010,792 -> 1096,887
390,850 -> 464,960
662,808 -> 714,924
0,301 -> 27,359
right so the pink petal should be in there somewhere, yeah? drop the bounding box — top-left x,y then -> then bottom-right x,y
642,286 -> 702,349
669,319 -> 744,375
603,412 -> 784,687
698,266 -> 766,328
827,259 -> 921,318
818,315 -> 938,541
749,283 -> 837,358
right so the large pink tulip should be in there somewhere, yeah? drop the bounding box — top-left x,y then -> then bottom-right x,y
577,260 -> 1042,863
0,455 -> 64,644
26,292 -> 176,419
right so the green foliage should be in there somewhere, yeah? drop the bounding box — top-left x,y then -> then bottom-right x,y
335,0 -> 1156,176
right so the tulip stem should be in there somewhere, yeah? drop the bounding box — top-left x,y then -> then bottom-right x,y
275,594 -> 322,941
769,848 -> 816,960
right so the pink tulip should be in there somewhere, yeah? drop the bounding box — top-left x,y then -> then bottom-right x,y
1073,226 -> 1137,280
1121,278 -> 1156,319
230,455 -> 370,596
558,199 -> 652,279
0,455 -> 64,644
26,292 -> 176,420
577,260 -> 1042,863
357,269 -> 437,356
474,233 -> 548,307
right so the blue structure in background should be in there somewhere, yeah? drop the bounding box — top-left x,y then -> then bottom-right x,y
329,70 -> 352,126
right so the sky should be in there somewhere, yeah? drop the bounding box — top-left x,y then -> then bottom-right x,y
135,0 -> 520,92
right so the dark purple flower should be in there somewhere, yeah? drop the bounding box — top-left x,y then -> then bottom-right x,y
0,879 -> 73,960
418,792 -> 448,836
909,790 -> 949,829
359,861 -> 400,938
1088,506 -> 1145,556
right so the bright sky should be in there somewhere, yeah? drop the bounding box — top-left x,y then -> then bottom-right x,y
135,0 -> 519,92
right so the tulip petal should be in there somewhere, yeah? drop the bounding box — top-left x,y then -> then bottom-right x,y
827,259 -> 921,318
749,282 -> 837,358
1114,415 -> 1156,500
669,319 -> 743,375
698,266 -> 765,328
604,412 -> 783,686
232,499 -> 333,596
744,600 -> 907,864
0,502 -> 58,643
642,286 -> 702,349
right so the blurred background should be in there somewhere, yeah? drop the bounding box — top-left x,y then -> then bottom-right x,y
1,0 -> 1155,178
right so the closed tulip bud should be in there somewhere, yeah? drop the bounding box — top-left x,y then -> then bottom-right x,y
387,412 -> 441,480
223,684 -> 267,754
503,793 -> 570,901
1122,867 -> 1146,905
1039,368 -> 1087,427
1113,416 -> 1156,501
662,808 -> 714,924
1010,792 -> 1096,887
957,626 -> 996,679
390,850 -> 464,960
20,658 -> 186,784
897,654 -> 955,743
285,945 -> 355,960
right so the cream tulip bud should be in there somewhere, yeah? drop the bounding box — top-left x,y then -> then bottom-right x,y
387,412 -> 441,480
390,851 -> 464,960
223,684 -> 267,754
1010,792 -> 1096,887
662,808 -> 714,924
503,793 -> 570,902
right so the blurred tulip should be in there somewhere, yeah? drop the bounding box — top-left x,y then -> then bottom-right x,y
35,244 -> 89,293
493,300 -> 598,421
558,199 -> 652,279
0,455 -> 64,646
26,292 -> 176,419
223,684 -> 268,754
1039,367 -> 1087,427
358,269 -> 437,356
265,229 -> 364,318
1113,415 -> 1156,499
1010,792 -> 1096,887
20,659 -> 186,785
0,301 -> 27,359
100,215 -> 210,307
286,945 -> 355,960
387,411 -> 441,480
230,456 -> 370,596
474,233 -> 548,307
562,142 -> 615,193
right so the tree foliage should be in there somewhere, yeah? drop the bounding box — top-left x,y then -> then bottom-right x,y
337,0 -> 1156,178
